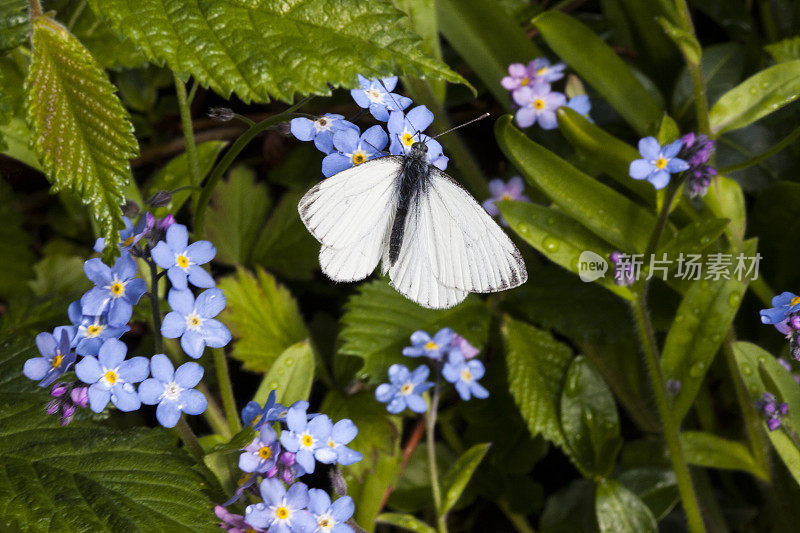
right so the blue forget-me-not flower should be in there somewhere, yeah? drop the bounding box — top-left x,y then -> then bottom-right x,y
321,125 -> 388,178
151,223 -> 216,290
375,364 -> 433,414
23,329 -> 76,387
81,253 -> 147,326
137,353 -> 207,427
629,137 -> 690,190
350,75 -> 412,121
161,288 -> 231,359
244,478 -> 316,532
75,338 -> 149,413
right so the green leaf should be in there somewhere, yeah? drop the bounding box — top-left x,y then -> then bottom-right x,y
660,239 -> 754,422
436,0 -> 542,108
28,254 -> 92,296
495,115 -> 657,253
595,478 -> 658,533
617,468 -> 678,520
657,16 -> 701,64
766,36 -> 800,63
25,16 -> 139,260
704,176 -> 746,249
560,356 -> 622,477
656,113 -> 680,145
251,191 -> 320,280
148,141 -> 227,216
502,317 -> 572,448
376,513 -> 437,533
709,60 -> 800,136
672,42 -> 744,121
218,267 -> 308,372
206,427 -> 256,454
680,431 -> 768,480
0,398 -> 219,532
0,0 -> 28,52
253,341 -> 315,407
556,107 -> 654,206
87,0 -> 467,103
0,117 -> 40,169
206,166 -> 271,265
655,217 -> 729,263
440,443 -> 490,514
532,11 -> 663,135
498,200 -> 634,301
339,280 -> 489,382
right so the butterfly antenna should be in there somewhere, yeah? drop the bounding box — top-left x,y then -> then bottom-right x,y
431,113 -> 491,139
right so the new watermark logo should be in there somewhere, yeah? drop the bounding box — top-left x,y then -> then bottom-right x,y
578,251 -> 608,282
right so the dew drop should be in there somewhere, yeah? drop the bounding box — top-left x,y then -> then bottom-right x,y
269,381 -> 279,389
749,86 -> 758,95
758,356 -> 766,364
728,292 -> 742,307
541,236 -> 560,253
711,333 -> 722,342
689,361 -> 706,377
285,358 -> 294,367
742,363 -> 753,376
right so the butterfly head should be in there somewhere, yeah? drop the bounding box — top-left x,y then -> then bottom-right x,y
409,141 -> 428,158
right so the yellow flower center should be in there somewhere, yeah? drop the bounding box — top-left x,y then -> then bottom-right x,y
402,132 -> 415,147
327,438 -> 337,448
186,313 -> 203,330
302,434 -> 314,447
424,341 -> 438,350
177,254 -> 189,269
110,282 -> 125,296
251,414 -> 262,427
400,383 -> 413,395
258,446 -> 272,460
366,89 -> 383,103
86,324 -> 104,337
501,193 -> 512,201
276,506 -> 290,520
51,353 -> 63,368
536,67 -> 548,76
122,235 -> 134,247
351,151 -> 366,165
104,370 -> 118,384
533,99 -> 545,110
319,518 -> 331,527
791,296 -> 800,306
655,158 -> 667,169
461,369 -> 473,382
520,76 -> 530,86
318,118 -> 327,127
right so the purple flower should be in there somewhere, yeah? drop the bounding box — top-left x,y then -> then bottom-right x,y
386,106 -> 448,170
74,338 -> 149,413
80,253 -> 147,326
321,125 -> 388,178
452,334 -> 479,360
679,133 -> 716,198
375,364 -> 433,414
307,489 -> 355,533
666,379 -> 682,396
566,95 -> 591,119
279,405 -> 333,474
629,137 -> 690,190
215,505 -> 265,533
244,479 -> 317,532
93,214 -> 153,253
290,114 -> 359,155
239,425 -> 281,474
350,75 -> 412,121
610,251 -> 636,287
402,328 -> 455,360
755,392 -> 788,431
66,301 -> 129,357
44,382 -> 89,425
501,58 -> 566,92
23,329 -> 76,387
512,82 -> 566,130
482,176 -> 529,224
760,292 -> 800,334
161,288 -> 231,359
138,353 -> 207,428
442,349 -> 489,401
151,223 -> 216,290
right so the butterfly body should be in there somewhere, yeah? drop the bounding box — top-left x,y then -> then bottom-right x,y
298,146 -> 527,309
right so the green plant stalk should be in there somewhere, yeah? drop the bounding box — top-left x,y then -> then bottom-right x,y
173,72 -> 201,189
213,348 -> 241,434
27,0 -> 42,17
718,124 -> 800,175
497,499 -> 537,533
175,416 -> 206,461
426,377 -> 448,533
193,97 -> 313,235
673,0 -> 710,134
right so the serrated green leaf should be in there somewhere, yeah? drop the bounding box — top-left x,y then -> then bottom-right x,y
660,240 -> 754,422
251,191 -> 319,280
709,60 -> 800,136
766,36 -> 800,63
680,431 -> 768,480
495,115 -> 658,253
498,200 -> 633,300
436,0 -> 542,108
218,267 -> 308,372
253,341 -> 315,407
148,141 -> 227,216
502,317 -> 571,448
560,356 -> 622,477
25,15 -> 138,260
595,478 -> 658,533
376,513 -> 437,533
339,279 -> 489,382
0,336 -> 42,394
617,468 -> 678,520
440,443 -> 490,514
206,166 -> 271,265
0,398 -> 219,532
87,0 -> 468,104
0,0 -> 28,52
532,10 -> 663,135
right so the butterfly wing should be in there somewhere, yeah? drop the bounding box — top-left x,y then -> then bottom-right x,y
387,168 -> 526,308
298,157 -> 401,282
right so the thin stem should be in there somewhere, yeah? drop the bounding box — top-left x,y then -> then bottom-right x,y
718,124 -> 800,175
175,416 -> 205,462
198,383 -> 232,438
674,0 -> 710,134
498,499 -> 537,533
27,0 -> 42,17
379,418 -> 427,512
645,177 -> 683,256
426,377 -> 447,533
187,80 -> 199,105
173,73 -> 201,189
193,97 -> 313,235
213,348 -> 241,434
146,257 -> 164,355
66,1 -> 87,30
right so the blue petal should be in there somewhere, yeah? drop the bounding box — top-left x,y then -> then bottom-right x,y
168,288 -> 195,315
386,396 -> 406,413
629,159 -> 654,180
186,240 -> 216,264
167,266 -> 188,290
290,117 -> 316,141
295,449 -> 316,474
381,76 -> 398,92
112,383 -> 140,412
87,384 -> 111,412
81,287 -> 110,317
313,132 -> 334,154
406,393 -> 427,413
76,355 -> 103,384
455,381 -> 471,400
23,357 -> 50,381
388,364 -> 410,384
195,288 -> 226,318
286,405 -> 308,433
84,258 -> 112,286
35,332 -> 57,358
773,292 -> 797,307
331,419 -> 357,444
638,137 -> 661,160
67,301 -> 83,325
665,157 -> 690,172
149,353 -> 174,382
107,299 -> 132,327
280,430 -> 301,452
761,307 -> 788,324
308,414 -> 333,440
156,399 -> 181,427
335,446 -> 363,466
409,364 -> 430,384
361,125 -> 388,152
98,338 -> 127,368
138,378 -> 164,405
333,128 -> 359,153
124,278 -> 147,305
322,153 -> 353,177
469,381 -> 490,399
201,319 -> 231,348
330,496 -> 355,522
187,265 -> 215,288
112,253 -> 137,281
175,361 -> 204,388
166,223 -> 189,251
150,241 -> 175,269
181,329 -> 205,359
537,110 -> 559,130
244,504 -> 271,529
350,88 -> 370,109
369,103 -> 390,121
442,362 -> 460,383
648,170 -> 671,190
238,450 -> 263,472
179,389 -> 207,415
315,446 -> 338,464
161,311 -> 187,338
118,356 -> 149,383
375,383 -> 396,402
308,488 -> 331,515
662,139 -> 683,159
405,105 -> 434,132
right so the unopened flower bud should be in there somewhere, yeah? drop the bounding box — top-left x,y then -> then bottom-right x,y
51,383 -> 69,397
71,387 -> 89,407
46,399 -> 61,415
279,451 -> 296,466
147,190 -> 172,208
281,467 -> 295,484
265,465 -> 279,478
121,199 -> 140,218
208,107 -> 234,122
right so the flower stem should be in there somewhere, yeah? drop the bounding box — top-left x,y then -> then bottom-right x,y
27,0 -> 42,17
426,376 -> 448,533
673,0 -> 710,134
718,124 -> 800,175
213,348 -> 241,434
175,416 -> 205,462
146,257 -> 164,355
173,72 -> 201,189
193,97 -> 313,236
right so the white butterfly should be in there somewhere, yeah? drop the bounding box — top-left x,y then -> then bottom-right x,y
298,142 -> 527,309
